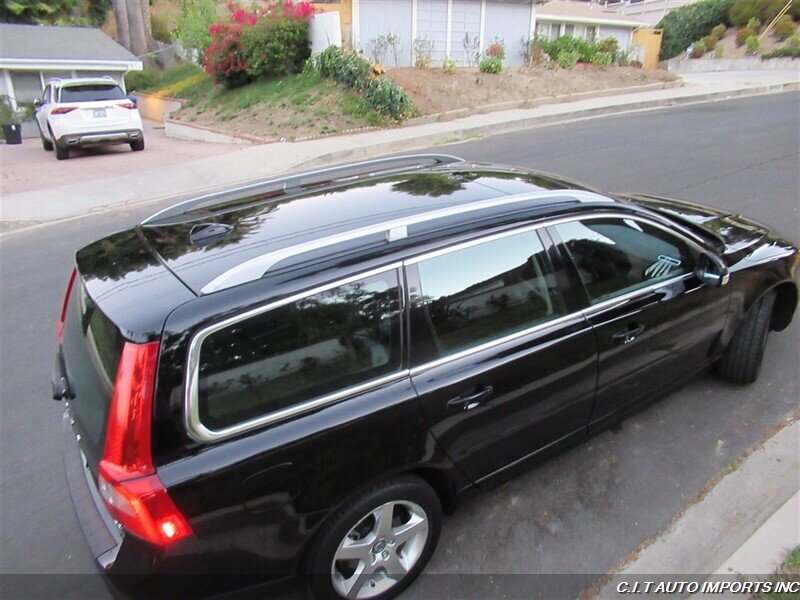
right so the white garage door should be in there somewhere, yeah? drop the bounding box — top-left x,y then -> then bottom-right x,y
358,0 -> 414,66
450,0 -> 482,66
416,0 -> 449,64
483,0 -> 532,67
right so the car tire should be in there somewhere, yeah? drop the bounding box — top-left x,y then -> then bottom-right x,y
717,291 -> 776,384
130,137 -> 145,152
305,475 -> 442,600
40,129 -> 53,151
54,141 -> 69,160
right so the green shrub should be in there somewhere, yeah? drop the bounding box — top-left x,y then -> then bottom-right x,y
715,41 -> 725,57
478,56 -> 503,73
240,17 -> 311,80
556,50 -> 580,69
746,17 -> 761,31
729,0 -> 800,27
125,69 -> 160,92
522,35 -> 550,67
735,26 -> 755,46
545,35 -> 597,62
591,51 -> 613,69
442,56 -> 457,74
363,77 -> 417,119
702,34 -> 719,50
173,0 -> 217,61
314,45 -> 372,90
656,0 -> 734,60
773,16 -> 797,41
789,34 -> 800,48
150,11 -> 172,43
616,51 -> 632,66
745,34 -> 760,54
596,36 -> 619,56
762,44 -> 800,58
712,24 -> 727,38
314,46 -> 417,120
690,40 -> 707,57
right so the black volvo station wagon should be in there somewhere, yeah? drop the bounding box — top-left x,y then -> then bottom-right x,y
53,155 -> 798,599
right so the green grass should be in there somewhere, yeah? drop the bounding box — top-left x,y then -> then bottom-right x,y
761,546 -> 800,600
340,92 -> 386,127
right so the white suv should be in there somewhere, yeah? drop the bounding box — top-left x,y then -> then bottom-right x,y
34,77 -> 145,160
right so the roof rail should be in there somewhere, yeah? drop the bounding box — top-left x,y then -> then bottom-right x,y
200,189 -> 610,294
140,154 -> 464,226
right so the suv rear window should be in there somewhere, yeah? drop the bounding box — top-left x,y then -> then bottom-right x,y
195,270 -> 403,431
60,84 -> 126,103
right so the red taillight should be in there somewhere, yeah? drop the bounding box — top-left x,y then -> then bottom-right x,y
118,102 -> 136,110
98,341 -> 192,545
51,107 -> 77,115
57,268 -> 77,344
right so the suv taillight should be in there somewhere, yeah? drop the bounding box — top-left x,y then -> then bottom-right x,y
97,341 -> 192,545
57,268 -> 77,344
51,107 -> 77,115
118,102 -> 137,110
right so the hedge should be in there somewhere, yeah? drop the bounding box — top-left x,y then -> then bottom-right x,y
657,0 -> 735,60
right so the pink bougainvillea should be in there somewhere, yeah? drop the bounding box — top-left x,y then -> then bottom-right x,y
203,2 -> 315,88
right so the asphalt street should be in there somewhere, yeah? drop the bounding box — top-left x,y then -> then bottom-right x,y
1,92 -> 798,599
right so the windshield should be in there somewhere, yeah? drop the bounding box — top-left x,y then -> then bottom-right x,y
60,84 -> 126,103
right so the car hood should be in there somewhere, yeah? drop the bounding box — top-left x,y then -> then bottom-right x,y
618,193 -> 774,263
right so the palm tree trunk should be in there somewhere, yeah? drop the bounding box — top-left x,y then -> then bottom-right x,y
126,0 -> 149,58
111,0 -> 130,52
140,0 -> 158,53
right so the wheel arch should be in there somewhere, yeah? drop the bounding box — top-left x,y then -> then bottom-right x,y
769,281 -> 798,332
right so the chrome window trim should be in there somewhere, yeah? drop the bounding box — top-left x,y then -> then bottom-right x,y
199,190 -> 610,294
406,211 -> 702,374
185,262 -> 404,443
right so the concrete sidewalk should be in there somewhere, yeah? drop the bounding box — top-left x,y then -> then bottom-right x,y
593,419 -> 799,598
2,69 -> 798,227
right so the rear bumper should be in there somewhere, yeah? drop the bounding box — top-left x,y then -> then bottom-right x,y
62,408 -> 122,571
57,129 -> 142,147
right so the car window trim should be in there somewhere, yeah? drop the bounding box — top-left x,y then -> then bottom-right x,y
547,212 -> 707,309
184,262 -> 406,443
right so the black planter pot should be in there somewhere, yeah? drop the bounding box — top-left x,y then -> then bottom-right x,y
2,124 -> 22,145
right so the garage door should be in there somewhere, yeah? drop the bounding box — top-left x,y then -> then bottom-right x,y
483,0 -> 532,67
450,0 -> 482,66
358,0 -> 413,66
416,0 -> 448,65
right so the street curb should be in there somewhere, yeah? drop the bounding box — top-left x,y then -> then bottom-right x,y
291,82 -> 799,173
586,416 -> 799,599
2,81 -> 798,232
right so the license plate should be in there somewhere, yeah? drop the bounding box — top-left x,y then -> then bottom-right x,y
92,109 -> 106,118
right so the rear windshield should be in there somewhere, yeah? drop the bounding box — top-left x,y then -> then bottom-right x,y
62,278 -> 125,451
60,84 -> 126,103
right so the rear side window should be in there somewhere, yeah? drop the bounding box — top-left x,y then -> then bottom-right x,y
60,84 -> 126,103
196,270 -> 403,431
414,229 -> 565,358
554,217 -> 695,304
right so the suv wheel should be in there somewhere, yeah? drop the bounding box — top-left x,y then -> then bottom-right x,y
130,137 -> 145,152
51,128 -> 69,160
717,291 -> 776,384
306,476 -> 442,600
40,127 -> 53,151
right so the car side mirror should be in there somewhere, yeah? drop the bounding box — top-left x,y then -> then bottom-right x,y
33,98 -> 41,108
696,252 -> 729,287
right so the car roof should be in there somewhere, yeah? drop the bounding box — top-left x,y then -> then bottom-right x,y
48,77 -> 120,88
136,156 -> 618,295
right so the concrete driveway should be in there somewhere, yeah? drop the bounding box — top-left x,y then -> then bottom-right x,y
0,120 -> 244,196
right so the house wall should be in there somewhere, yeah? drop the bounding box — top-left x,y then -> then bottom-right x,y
597,25 -> 634,50
483,0 -> 532,67
1,67 -> 130,108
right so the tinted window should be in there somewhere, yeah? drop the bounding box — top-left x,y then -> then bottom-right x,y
60,84 -> 126,103
555,218 -> 694,304
197,270 -> 402,430
415,230 -> 565,357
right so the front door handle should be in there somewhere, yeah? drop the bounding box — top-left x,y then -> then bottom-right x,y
447,386 -> 494,412
612,323 -> 645,345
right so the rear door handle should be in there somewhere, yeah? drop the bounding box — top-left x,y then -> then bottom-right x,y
447,386 -> 494,412
612,324 -> 645,345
